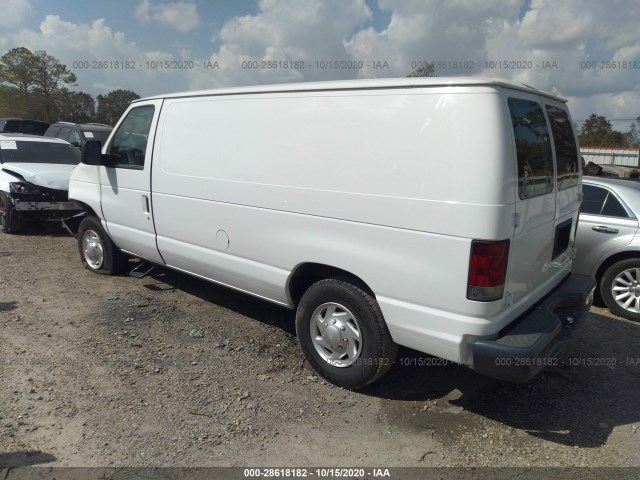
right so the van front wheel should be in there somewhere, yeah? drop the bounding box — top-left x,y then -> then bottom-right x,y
77,216 -> 128,275
295,279 -> 397,389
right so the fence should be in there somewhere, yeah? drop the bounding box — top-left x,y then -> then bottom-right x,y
580,147 -> 640,167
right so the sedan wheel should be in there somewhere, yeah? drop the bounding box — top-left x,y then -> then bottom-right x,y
601,259 -> 640,321
0,192 -> 21,233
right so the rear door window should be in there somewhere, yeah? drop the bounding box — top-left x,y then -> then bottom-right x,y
545,105 -> 580,190
508,98 -> 554,199
581,184 -> 629,218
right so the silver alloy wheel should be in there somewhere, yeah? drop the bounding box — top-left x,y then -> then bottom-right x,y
310,302 -> 362,367
82,229 -> 104,270
611,268 -> 640,313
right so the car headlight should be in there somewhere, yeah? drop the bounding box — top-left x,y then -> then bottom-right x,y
9,182 -> 41,194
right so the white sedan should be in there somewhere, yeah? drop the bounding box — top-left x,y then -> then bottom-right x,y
0,133 -> 81,233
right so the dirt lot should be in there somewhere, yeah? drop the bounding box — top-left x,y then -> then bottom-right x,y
1,223 -> 639,469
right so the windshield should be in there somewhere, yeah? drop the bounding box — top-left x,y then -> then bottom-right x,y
0,140 -> 81,165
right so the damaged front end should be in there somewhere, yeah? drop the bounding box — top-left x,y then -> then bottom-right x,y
8,179 -> 82,221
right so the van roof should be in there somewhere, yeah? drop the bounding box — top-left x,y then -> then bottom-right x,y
137,77 -> 567,103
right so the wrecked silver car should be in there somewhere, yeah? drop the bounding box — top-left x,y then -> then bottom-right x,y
0,133 -> 82,233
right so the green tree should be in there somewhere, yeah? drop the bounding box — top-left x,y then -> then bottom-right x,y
578,114 -> 629,147
0,47 -> 77,122
95,89 -> 140,126
624,118 -> 640,148
0,48 -> 44,119
407,63 -> 437,77
0,47 -> 38,94
56,91 -> 96,123
31,50 -> 77,122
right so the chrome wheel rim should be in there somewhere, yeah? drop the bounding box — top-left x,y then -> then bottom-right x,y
611,268 -> 640,313
82,229 -> 104,270
310,302 -> 362,367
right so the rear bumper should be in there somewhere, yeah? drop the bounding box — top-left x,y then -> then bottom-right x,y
468,273 -> 596,382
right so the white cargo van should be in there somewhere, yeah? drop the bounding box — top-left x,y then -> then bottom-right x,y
66,78 -> 595,388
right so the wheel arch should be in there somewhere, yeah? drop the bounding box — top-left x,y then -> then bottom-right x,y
287,262 -> 376,307
595,250 -> 640,284
62,201 -> 100,236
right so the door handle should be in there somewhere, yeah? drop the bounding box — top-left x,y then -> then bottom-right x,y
592,226 -> 618,234
142,195 -> 150,216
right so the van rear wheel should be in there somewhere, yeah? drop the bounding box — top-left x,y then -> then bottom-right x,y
295,279 -> 397,389
77,216 -> 128,275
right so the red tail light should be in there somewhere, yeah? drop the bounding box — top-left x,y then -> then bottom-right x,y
467,240 -> 510,302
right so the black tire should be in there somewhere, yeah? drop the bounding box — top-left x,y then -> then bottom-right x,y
0,192 -> 22,233
601,258 -> 640,322
295,279 -> 397,389
77,216 -> 129,275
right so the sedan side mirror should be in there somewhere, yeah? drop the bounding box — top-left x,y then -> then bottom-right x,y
82,140 -> 103,165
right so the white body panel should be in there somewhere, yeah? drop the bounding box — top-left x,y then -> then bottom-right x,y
0,162 -> 76,191
68,78 -> 581,364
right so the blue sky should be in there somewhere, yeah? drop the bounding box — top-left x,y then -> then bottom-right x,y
1,0 -> 639,130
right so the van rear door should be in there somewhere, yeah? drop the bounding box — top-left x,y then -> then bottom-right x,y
506,95 -> 580,308
544,101 -> 582,246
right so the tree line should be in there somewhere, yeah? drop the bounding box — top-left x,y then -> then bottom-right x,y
0,47 -> 139,126
578,114 -> 640,148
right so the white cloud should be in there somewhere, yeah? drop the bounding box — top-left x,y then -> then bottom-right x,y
15,16 -> 136,58
519,0 -> 639,51
135,0 -> 199,32
8,15 -> 182,98
188,0 -> 371,89
345,0 -> 522,78
185,0 -> 639,127
480,0 -> 640,102
1,0 -> 638,129
0,0 -> 33,28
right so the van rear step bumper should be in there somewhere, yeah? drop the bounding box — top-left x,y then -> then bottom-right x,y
469,273 -> 596,382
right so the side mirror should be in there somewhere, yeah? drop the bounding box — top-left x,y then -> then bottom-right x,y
82,140 -> 103,165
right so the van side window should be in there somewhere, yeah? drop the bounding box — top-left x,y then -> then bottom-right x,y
580,184 -> 629,217
508,98 -> 554,199
546,105 -> 579,190
109,106 -> 155,170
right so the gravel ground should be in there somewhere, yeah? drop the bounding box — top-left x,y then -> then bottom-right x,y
1,223 -> 639,470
